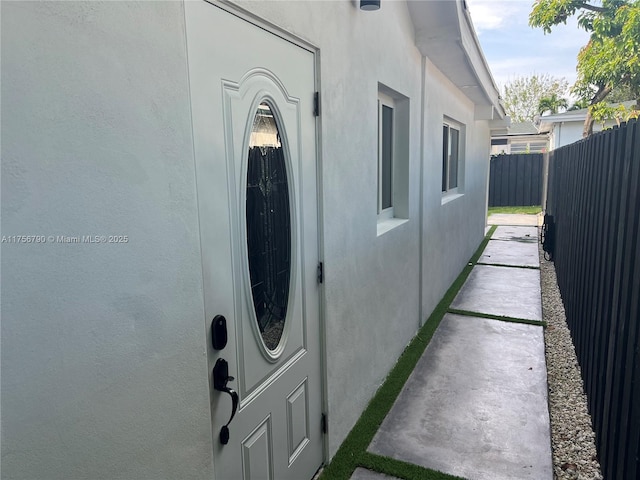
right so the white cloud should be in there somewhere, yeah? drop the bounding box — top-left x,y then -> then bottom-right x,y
466,0 -> 591,86
468,4 -> 506,31
466,0 -> 528,33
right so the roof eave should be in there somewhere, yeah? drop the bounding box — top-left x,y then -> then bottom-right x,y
408,0 -> 505,121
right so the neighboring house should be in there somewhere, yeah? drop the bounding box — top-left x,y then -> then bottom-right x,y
490,121 -> 549,155
538,101 -> 635,150
1,1 -> 505,479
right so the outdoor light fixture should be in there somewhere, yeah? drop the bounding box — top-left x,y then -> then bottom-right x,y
360,0 -> 380,11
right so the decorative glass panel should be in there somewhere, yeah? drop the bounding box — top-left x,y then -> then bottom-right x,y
246,102 -> 291,351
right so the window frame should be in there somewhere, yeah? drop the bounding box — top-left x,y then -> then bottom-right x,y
378,92 -> 395,220
442,118 -> 463,195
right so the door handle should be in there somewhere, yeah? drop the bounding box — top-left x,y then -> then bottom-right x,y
213,358 -> 239,445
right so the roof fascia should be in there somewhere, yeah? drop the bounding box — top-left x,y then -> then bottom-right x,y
408,0 -> 505,120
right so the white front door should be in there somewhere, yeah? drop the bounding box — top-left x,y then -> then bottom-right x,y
185,2 -> 323,480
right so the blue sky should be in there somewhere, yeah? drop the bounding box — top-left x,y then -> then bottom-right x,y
466,0 -> 591,94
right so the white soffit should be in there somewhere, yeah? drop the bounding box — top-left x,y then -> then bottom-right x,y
408,0 -> 504,120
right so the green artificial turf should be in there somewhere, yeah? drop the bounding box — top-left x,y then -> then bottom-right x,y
487,205 -> 542,215
358,452 -> 464,479
476,261 -> 541,270
319,226 -> 497,480
447,308 -> 547,328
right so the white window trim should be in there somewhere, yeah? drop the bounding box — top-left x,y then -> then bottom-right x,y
441,192 -> 464,205
376,84 -> 409,235
377,217 -> 409,236
442,117 -> 464,202
378,92 -> 395,220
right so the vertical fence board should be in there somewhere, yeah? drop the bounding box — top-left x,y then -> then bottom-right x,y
501,155 -> 510,206
625,226 -> 640,480
491,155 -> 498,206
508,157 -> 518,206
523,156 -> 532,205
616,120 -> 640,480
516,155 -> 525,205
489,161 -> 496,205
576,140 -> 592,368
594,127 -> 618,449
601,125 -> 629,475
546,119 -> 639,480
585,133 -> 607,393
532,155 -> 542,207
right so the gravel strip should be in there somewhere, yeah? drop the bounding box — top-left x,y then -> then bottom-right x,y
539,238 -> 603,480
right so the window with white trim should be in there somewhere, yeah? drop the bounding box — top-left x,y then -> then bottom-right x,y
376,84 -> 409,235
442,118 -> 463,193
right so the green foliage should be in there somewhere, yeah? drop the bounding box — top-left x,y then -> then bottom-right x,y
529,0 -> 640,134
501,74 -> 569,122
607,84 -> 637,102
539,93 -> 569,115
528,0 -> 633,32
568,98 -> 591,110
590,101 -> 640,127
573,2 -> 640,98
488,205 -> 542,215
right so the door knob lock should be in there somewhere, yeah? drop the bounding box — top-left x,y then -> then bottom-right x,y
213,358 -> 238,445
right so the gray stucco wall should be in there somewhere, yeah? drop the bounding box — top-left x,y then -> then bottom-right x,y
1,2 -> 214,479
419,58 -> 490,320
2,0 -> 493,476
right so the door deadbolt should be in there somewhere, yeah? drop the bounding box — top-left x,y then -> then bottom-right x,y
212,315 -> 228,350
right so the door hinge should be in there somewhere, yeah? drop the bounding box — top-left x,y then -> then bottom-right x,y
313,91 -> 320,117
317,262 -> 324,284
321,413 -> 327,434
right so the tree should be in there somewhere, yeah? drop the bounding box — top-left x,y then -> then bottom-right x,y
607,84 -> 636,102
538,93 -> 569,115
568,98 -> 591,110
590,101 -> 640,128
501,74 -> 569,122
530,0 -> 640,137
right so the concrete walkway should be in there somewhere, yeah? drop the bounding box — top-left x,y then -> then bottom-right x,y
356,223 -> 552,480
487,212 -> 543,227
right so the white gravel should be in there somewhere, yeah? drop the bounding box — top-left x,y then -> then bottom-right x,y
539,239 -> 603,480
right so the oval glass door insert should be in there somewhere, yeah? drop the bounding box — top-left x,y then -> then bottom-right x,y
246,102 -> 291,351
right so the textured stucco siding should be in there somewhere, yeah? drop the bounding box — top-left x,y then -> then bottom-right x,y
419,57 -> 490,324
1,2 -> 215,479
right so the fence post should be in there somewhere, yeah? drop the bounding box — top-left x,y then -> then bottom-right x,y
541,152 -> 549,210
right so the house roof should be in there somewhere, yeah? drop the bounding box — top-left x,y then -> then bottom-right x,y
539,108 -> 589,124
538,100 -> 636,132
407,0 -> 506,122
507,122 -> 539,135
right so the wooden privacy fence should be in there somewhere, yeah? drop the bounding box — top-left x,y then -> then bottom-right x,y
546,119 -> 639,480
488,153 -> 543,207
